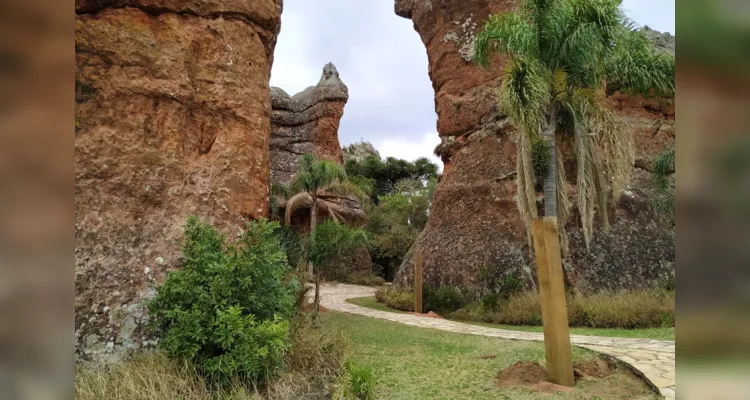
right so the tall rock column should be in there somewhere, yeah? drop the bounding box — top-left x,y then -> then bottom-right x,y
74,0 -> 282,363
393,0 -> 675,293
393,0 -> 528,290
269,63 -> 371,277
270,62 -> 348,185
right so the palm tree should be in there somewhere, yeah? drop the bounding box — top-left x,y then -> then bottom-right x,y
281,153 -> 365,276
307,220 -> 368,319
474,0 -> 675,251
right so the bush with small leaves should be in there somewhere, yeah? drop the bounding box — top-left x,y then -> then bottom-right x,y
147,217 -> 300,385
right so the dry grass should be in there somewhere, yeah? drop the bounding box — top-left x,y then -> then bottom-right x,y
76,315 -> 350,400
375,286 -> 414,311
377,287 -> 675,329
75,352 -> 260,400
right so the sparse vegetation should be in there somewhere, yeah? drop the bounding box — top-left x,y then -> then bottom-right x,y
374,286 -> 674,330
323,312 -> 661,399
76,314 -> 351,400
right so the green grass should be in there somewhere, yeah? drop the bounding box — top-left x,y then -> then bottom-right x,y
322,311 -> 660,400
347,296 -> 675,341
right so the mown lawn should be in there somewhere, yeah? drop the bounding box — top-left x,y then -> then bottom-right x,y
347,296 -> 675,341
322,311 -> 660,400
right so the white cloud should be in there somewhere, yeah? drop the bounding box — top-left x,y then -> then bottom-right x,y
372,133 -> 443,171
621,0 -> 675,34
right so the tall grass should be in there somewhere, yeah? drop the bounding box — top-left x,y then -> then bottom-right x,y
377,287 -> 675,329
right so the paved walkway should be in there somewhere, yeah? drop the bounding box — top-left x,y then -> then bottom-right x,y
316,283 -> 676,399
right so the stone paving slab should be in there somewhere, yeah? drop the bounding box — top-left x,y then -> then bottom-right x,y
315,283 -> 676,399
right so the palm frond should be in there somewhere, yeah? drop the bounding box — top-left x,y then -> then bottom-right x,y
324,181 -> 367,202
515,127 -> 539,247
284,192 -> 312,226
475,13 -> 538,66
500,58 -> 552,133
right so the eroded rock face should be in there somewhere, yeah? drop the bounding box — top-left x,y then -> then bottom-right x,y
270,64 -> 372,277
74,0 -> 281,363
393,0 -> 674,293
270,63 -> 348,186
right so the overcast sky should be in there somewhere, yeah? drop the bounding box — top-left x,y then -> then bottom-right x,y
270,1 -> 675,169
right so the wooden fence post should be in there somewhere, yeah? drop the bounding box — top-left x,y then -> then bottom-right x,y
531,217 -> 575,387
414,248 -> 423,314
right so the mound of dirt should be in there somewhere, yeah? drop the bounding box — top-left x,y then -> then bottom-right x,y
300,303 -> 328,313
574,358 -> 613,379
408,311 -> 444,319
496,361 -> 574,393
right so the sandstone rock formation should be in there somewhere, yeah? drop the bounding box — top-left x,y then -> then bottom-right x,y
270,63 -> 348,186
393,0 -> 675,293
75,0 -> 281,363
269,63 -> 371,276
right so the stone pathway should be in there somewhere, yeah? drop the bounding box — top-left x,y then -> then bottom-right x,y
316,283 -> 676,399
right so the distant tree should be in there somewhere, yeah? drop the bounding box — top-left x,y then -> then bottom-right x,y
307,220 -> 368,319
281,153 -> 365,276
366,177 -> 438,280
345,155 -> 439,203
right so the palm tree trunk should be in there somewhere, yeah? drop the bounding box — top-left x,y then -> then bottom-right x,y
308,198 -> 317,279
543,107 -> 558,217
313,269 -> 321,322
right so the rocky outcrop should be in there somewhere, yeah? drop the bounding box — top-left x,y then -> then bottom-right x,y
343,141 -> 381,163
74,0 -> 281,363
393,0 -> 675,293
269,63 -> 372,277
270,63 -> 348,186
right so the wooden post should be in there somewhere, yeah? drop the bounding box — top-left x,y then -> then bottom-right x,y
414,248 -> 423,314
531,217 -> 575,387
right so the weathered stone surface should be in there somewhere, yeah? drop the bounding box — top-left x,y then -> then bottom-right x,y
269,63 -> 371,277
270,63 -> 367,222
75,0 -> 281,363
393,0 -> 675,293
270,62 -> 348,185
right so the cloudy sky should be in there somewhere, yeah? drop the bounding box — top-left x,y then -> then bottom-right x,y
270,0 -> 675,169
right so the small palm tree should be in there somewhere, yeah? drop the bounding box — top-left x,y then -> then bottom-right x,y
279,153 -> 365,276
307,220 -> 368,319
474,0 -> 675,250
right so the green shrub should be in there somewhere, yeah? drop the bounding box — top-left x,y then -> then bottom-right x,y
423,286 -> 467,314
375,287 -> 414,311
147,217 -> 300,385
343,272 -> 386,287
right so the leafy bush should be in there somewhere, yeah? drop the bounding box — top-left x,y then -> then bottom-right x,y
342,272 -> 386,287
375,285 -> 468,314
423,286 -> 467,314
147,217 -> 300,385
375,287 -> 414,312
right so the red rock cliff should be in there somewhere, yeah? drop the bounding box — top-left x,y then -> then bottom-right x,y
74,0 -> 282,362
393,0 -> 675,293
